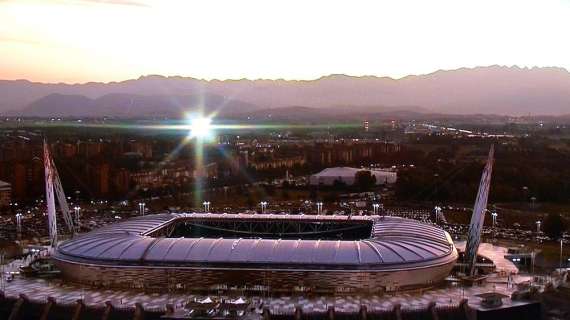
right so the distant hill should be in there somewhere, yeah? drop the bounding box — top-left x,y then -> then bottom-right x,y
25,94 -> 94,117
21,93 -> 260,117
2,65 -> 570,117
233,105 -> 435,122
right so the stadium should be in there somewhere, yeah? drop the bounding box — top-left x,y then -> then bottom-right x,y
51,213 -> 458,294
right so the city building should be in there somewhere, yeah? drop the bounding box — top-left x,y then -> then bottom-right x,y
0,180 -> 11,207
307,141 -> 400,167
249,155 -> 306,170
130,161 -> 218,190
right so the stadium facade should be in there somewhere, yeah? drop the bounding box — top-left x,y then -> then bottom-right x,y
52,213 -> 457,294
309,167 -> 397,186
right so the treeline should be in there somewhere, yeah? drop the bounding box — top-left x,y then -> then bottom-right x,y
395,142 -> 570,204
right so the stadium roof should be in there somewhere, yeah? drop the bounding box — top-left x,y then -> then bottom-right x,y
311,167 -> 362,177
55,214 -> 456,271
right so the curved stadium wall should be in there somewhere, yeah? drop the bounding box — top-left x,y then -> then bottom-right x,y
52,213 -> 458,294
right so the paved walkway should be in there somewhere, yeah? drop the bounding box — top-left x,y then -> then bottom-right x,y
0,242 -> 531,312
455,241 -> 519,274
2,274 -> 530,312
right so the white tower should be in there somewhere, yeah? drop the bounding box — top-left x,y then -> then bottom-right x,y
464,145 -> 495,276
44,140 -> 58,247
44,139 -> 75,247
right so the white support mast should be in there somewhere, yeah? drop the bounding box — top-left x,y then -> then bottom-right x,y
44,139 -> 75,248
464,145 -> 495,276
52,160 -> 74,234
44,140 -> 58,247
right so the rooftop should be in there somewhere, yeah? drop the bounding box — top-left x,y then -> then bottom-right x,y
54,214 -> 457,270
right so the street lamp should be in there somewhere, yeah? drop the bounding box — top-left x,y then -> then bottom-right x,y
536,220 -> 541,233
373,203 -> 380,215
530,249 -> 535,275
560,239 -> 564,271
491,211 -> 498,228
260,201 -> 268,214
316,202 -> 323,215
0,252 -> 5,292
74,207 -> 81,233
138,202 -> 146,216
434,206 -> 442,224
203,201 -> 211,213
15,213 -> 22,236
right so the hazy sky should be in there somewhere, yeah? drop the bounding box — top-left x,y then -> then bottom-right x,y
1,0 -> 569,83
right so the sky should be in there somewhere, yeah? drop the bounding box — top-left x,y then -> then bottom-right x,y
1,0 -> 570,83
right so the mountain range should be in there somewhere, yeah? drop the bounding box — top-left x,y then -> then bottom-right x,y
23,93 -> 259,118
1,65 -> 570,118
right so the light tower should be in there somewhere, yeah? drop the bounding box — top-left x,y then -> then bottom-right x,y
373,203 -> 380,215
434,206 -> 443,224
316,202 -> 323,215
491,210 -> 498,228
203,201 -> 211,213
15,213 -> 22,238
74,206 -> 81,233
260,201 -> 268,214
559,239 -> 560,272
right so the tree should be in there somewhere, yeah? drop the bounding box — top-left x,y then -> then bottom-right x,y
324,192 -> 339,203
309,188 -> 318,200
245,193 -> 255,209
332,178 -> 347,191
543,213 -> 567,239
354,170 -> 376,191
263,184 -> 275,196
